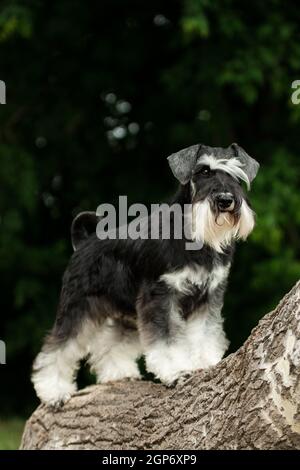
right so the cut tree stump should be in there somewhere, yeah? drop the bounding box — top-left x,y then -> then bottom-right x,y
21,281 -> 300,450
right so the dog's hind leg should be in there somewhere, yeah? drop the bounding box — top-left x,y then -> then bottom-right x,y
87,319 -> 142,383
31,317 -> 92,407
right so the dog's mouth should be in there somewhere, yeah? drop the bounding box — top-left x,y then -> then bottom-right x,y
210,198 -> 235,214
215,193 -> 235,212
210,196 -> 242,226
191,194 -> 242,224
218,201 -> 235,213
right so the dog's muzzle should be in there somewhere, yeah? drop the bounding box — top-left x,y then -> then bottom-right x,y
215,193 -> 235,212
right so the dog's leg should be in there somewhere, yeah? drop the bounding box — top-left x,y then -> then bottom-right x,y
201,284 -> 230,366
32,328 -> 87,407
186,303 -> 229,369
88,319 -> 142,383
137,282 -> 193,386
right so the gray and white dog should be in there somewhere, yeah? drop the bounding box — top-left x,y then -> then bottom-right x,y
32,143 -> 259,406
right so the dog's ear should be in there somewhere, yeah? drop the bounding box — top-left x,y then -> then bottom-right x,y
167,144 -> 201,184
71,211 -> 99,251
230,143 -> 260,183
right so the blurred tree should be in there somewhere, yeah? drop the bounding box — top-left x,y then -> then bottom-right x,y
0,0 -> 300,415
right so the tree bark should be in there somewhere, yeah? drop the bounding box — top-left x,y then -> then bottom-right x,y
21,281 -> 300,450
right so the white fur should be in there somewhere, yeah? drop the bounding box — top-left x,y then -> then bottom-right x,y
141,298 -> 195,384
209,264 -> 231,292
186,305 -> 229,368
145,340 -> 194,385
32,339 -> 84,406
32,319 -> 142,405
143,265 -> 230,384
33,300 -> 229,400
161,265 -> 208,294
198,154 -> 251,189
238,200 -> 256,239
161,263 -> 229,294
33,265 -> 234,401
32,319 -> 100,405
191,199 -> 255,253
87,319 -> 142,383
144,302 -> 229,385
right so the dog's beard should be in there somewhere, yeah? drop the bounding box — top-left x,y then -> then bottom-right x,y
190,199 -> 255,252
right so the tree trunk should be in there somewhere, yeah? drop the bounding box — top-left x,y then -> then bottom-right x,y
20,281 -> 300,450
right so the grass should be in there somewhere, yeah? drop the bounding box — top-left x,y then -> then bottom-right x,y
0,418 -> 25,450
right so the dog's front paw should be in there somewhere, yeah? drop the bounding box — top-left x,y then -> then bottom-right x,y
145,345 -> 195,387
166,371 -> 194,388
96,361 -> 142,383
46,392 -> 73,409
33,377 -> 76,408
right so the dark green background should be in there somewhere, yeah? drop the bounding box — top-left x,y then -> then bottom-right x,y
1,0 -> 300,417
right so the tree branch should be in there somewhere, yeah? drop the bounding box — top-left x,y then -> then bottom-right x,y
21,281 -> 300,450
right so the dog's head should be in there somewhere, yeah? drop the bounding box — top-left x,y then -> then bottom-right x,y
168,143 -> 259,252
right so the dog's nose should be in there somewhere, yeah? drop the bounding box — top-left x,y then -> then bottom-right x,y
216,193 -> 235,211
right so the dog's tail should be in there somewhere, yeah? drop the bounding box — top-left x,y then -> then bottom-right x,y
71,211 -> 100,251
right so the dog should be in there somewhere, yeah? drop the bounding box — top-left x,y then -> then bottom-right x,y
32,143 -> 259,406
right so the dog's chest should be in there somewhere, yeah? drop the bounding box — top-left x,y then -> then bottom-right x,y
161,264 -> 230,316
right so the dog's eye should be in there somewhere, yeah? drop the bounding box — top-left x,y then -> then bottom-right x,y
196,166 -> 211,177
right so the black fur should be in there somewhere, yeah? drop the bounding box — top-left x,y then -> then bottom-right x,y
49,166 -> 248,347
31,145 -> 259,405
71,211 -> 99,250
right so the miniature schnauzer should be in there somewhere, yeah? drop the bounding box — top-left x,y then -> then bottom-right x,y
32,143 -> 259,406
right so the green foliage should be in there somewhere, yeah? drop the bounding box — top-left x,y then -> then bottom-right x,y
0,0 -> 300,415
182,1 -> 211,38
0,4 -> 32,42
0,418 -> 24,450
